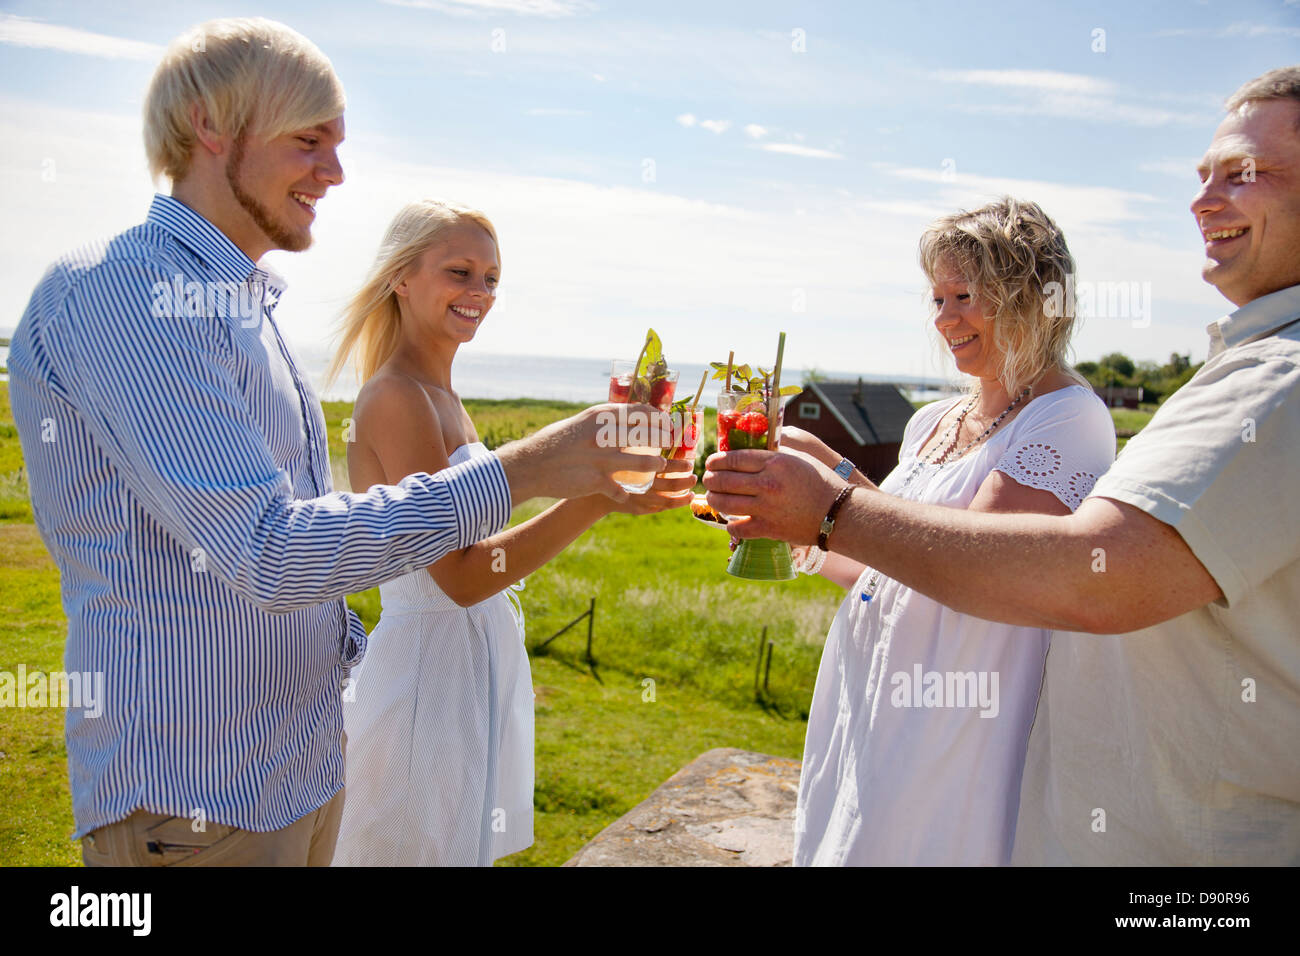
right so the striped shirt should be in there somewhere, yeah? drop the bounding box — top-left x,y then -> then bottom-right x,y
9,194 -> 512,840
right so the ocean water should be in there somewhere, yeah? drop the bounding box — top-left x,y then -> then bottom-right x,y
0,338 -> 952,404
301,345 -> 953,405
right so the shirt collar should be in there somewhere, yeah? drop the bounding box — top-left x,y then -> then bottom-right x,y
1206,283 -> 1300,359
145,194 -> 287,304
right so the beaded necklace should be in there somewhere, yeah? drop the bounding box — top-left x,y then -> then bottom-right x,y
860,385 -> 1031,603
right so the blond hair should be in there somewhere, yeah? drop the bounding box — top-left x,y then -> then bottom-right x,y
919,196 -> 1087,396
326,200 -> 500,389
143,17 -> 346,183
1225,65 -> 1300,129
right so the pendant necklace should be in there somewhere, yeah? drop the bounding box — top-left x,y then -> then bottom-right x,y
860,385 -> 1031,603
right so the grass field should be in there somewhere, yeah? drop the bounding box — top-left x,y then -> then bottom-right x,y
0,383 -> 1145,866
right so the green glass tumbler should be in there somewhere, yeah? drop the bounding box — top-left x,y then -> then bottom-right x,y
716,388 -> 796,582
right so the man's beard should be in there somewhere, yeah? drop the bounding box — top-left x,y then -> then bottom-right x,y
225,133 -> 311,253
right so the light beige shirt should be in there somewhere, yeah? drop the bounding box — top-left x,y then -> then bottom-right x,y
1013,284 -> 1300,865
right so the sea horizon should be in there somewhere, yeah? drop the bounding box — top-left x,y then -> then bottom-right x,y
0,332 -> 957,405
300,345 -> 957,405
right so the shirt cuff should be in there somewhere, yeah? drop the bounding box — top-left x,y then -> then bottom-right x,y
435,451 -> 513,546
1087,473 -> 1246,607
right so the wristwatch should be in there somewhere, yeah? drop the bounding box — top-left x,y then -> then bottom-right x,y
833,457 -> 854,480
817,486 -> 855,551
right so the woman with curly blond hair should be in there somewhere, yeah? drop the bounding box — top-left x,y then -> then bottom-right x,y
780,197 -> 1116,865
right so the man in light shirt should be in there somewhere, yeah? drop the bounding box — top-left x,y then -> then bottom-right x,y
9,17 -> 677,867
706,66 -> 1300,864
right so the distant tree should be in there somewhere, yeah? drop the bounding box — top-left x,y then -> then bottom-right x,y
1098,352 -> 1135,380
802,367 -> 827,385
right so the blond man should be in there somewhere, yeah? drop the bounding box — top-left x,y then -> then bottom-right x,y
9,17 -> 670,867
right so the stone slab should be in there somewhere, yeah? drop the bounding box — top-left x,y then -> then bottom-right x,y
564,748 -> 800,867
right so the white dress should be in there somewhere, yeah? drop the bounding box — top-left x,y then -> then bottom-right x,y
332,442 -> 535,866
793,385 -> 1116,866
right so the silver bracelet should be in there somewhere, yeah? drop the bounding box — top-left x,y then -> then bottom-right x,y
798,545 -> 828,576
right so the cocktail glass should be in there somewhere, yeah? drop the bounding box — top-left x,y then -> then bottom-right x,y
654,405 -> 704,497
608,359 -> 679,494
716,387 -> 796,581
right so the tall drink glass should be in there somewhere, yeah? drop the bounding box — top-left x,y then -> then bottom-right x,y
716,387 -> 795,581
608,359 -> 678,494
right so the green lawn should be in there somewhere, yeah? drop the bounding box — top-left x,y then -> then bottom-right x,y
0,384 -> 833,867
0,382 -> 1149,866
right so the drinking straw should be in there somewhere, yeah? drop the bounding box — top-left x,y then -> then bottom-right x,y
725,351 -> 734,392
689,370 -> 707,411
767,332 -> 786,451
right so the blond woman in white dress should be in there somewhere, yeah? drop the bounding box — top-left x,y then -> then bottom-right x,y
782,197 -> 1116,865
326,200 -> 692,865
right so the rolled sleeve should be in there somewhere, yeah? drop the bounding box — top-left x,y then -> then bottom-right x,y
1088,344 -> 1300,607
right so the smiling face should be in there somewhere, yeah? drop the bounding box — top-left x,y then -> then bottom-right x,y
931,262 -> 1005,383
1192,99 -> 1300,307
224,116 -> 345,256
394,219 -> 500,345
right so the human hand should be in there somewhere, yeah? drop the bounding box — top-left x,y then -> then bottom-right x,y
703,447 -> 846,545
607,458 -> 696,514
497,403 -> 673,503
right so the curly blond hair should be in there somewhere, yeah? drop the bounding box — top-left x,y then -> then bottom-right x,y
919,196 -> 1088,395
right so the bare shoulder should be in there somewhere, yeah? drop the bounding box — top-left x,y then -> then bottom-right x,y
348,368 -> 451,487
353,368 -> 443,439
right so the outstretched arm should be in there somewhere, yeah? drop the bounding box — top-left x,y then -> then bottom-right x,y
352,376 -> 692,607
704,449 -> 1222,633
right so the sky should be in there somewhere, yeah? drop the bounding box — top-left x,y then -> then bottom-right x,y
1,0 -> 1298,388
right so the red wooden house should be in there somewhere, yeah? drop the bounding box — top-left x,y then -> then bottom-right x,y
785,380 -> 917,483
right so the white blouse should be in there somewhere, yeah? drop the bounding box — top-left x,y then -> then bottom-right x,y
794,385 -> 1116,866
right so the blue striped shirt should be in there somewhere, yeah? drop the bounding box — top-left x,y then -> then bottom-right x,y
9,194 -> 512,840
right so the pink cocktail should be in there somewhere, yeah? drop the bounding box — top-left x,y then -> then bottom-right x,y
608,360 -> 678,493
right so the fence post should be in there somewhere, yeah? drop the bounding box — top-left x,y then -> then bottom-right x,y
584,597 -> 596,666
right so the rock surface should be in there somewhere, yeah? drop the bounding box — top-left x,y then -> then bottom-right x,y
564,748 -> 800,867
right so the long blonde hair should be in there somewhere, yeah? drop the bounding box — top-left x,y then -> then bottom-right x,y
919,196 -> 1088,395
326,199 -> 500,389
144,17 -> 345,184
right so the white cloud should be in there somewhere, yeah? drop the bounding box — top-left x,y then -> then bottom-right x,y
759,143 -> 844,160
1156,21 -> 1300,39
381,0 -> 597,16
877,162 -> 1161,227
677,114 -> 729,134
0,97 -> 1226,394
957,93 -> 1209,127
932,67 -> 1213,127
933,69 -> 1115,96
1221,20 -> 1300,39
744,123 -> 768,139
0,14 -> 163,60
526,107 -> 590,116
1138,158 -> 1201,180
